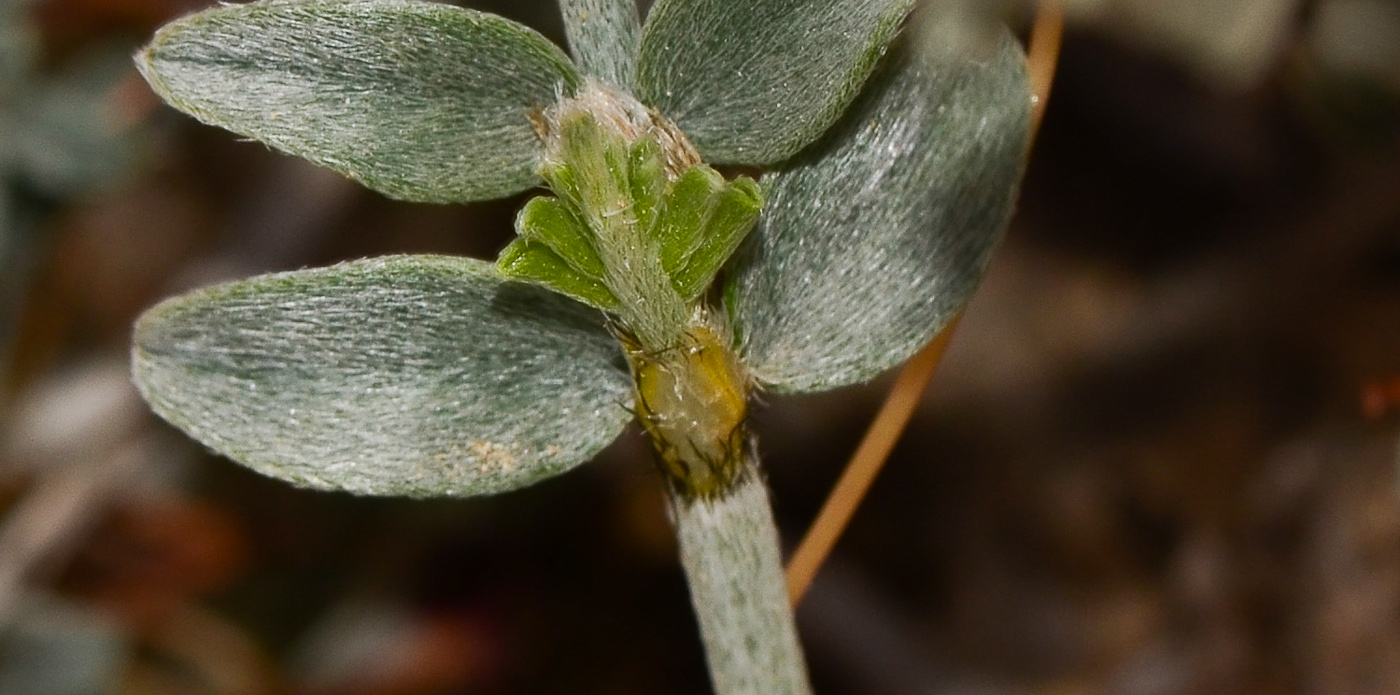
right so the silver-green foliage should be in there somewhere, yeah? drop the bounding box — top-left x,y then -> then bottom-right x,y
635,0 -> 915,165
727,27 -> 1032,392
138,0 -> 579,203
129,4 -> 1032,692
133,256 -> 634,498
131,0 -> 1031,498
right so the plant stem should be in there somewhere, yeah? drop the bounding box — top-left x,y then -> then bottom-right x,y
629,314 -> 806,692
530,68 -> 804,694
671,465 -> 812,695
558,0 -> 640,89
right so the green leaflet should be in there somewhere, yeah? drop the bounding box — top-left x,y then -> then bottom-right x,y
133,256 -> 634,498
137,0 -> 578,204
515,195 -> 607,279
627,136 -> 666,239
658,170 -> 763,302
726,26 -> 1032,393
654,166 -> 723,277
496,237 -> 620,311
635,0 -> 914,165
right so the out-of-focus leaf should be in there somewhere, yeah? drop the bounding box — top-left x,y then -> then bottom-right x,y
726,26 -> 1030,393
635,0 -> 913,165
1071,0 -> 1298,88
138,0 -> 578,203
16,49 -> 135,197
1297,0 -> 1400,146
0,185 -> 20,379
133,256 -> 633,498
0,6 -> 36,94
0,594 -> 129,695
0,186 -> 10,266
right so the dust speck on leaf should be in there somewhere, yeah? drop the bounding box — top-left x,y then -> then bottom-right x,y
470,439 -> 521,474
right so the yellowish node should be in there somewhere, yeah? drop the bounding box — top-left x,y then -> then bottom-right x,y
628,321 -> 750,499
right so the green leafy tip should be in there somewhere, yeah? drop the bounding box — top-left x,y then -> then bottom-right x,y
496,82 -> 761,350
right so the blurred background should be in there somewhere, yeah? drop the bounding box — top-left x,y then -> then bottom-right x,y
2,0 -> 1399,693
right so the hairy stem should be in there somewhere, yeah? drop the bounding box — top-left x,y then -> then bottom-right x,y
672,467 -> 812,695
632,313 -> 808,693
520,75 -> 799,693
